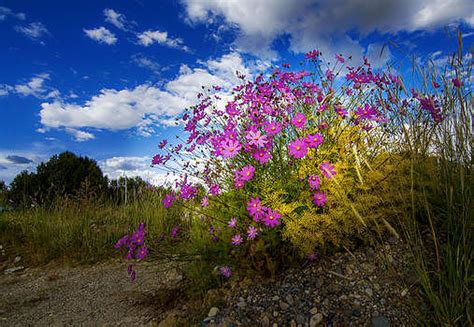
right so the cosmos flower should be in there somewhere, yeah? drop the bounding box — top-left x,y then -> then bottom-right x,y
308,175 -> 321,190
320,161 -> 336,179
263,208 -> 282,228
219,266 -> 232,278
264,121 -> 282,135
288,138 -> 308,159
291,112 -> 307,129
228,217 -> 237,228
158,139 -> 168,149
210,184 -> 221,196
162,193 -> 175,209
135,245 -> 148,260
304,133 -> 324,148
246,197 -> 262,216
171,226 -> 179,238
201,196 -> 209,207
304,49 -> 320,59
221,139 -> 242,158
246,130 -> 268,147
247,226 -> 258,239
253,149 -> 272,164
312,191 -> 327,207
231,234 -> 243,245
239,165 -> 255,181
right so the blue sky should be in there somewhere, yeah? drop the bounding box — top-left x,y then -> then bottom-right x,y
0,0 -> 472,184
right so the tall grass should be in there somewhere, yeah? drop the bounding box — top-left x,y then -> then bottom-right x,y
398,35 -> 472,325
0,192 -> 182,265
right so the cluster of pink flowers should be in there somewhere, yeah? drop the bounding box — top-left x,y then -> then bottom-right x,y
114,223 -> 148,281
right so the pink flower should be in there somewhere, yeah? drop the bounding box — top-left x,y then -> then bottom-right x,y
264,121 -> 282,135
253,149 -> 272,164
158,139 -> 168,149
304,50 -> 320,59
239,165 -> 255,181
228,217 -> 237,228
201,196 -> 209,207
335,54 -> 345,63
219,266 -> 232,278
221,139 -> 241,158
231,234 -> 243,245
246,197 -> 262,216
320,161 -> 336,179
210,184 -> 221,196
304,133 -> 324,148
288,138 -> 308,159
263,208 -> 281,228
246,130 -> 268,147
162,194 -> 174,209
234,179 -> 245,189
452,78 -> 462,87
247,226 -> 258,239
171,226 -> 179,238
291,112 -> 307,129
308,175 -> 321,190
312,191 -> 327,207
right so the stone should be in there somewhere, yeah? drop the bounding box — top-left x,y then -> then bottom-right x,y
372,316 -> 390,327
158,313 -> 177,327
286,294 -> 294,305
261,314 -> 270,327
208,307 -> 219,317
4,266 -> 24,274
279,302 -> 289,311
309,313 -> 323,327
289,320 -> 297,327
273,311 -> 279,317
272,295 -> 280,301
14,256 -> 21,263
365,287 -> 374,297
296,314 -> 306,325
309,307 -> 319,315
272,324 -> 278,327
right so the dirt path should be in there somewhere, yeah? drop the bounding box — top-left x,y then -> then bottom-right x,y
0,259 -> 182,326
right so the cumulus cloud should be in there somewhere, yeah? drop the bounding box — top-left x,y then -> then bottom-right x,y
84,27 -> 117,45
137,29 -> 189,51
15,22 -> 49,41
132,54 -> 161,74
65,128 -> 96,142
104,8 -> 130,30
39,52 -> 254,140
0,74 -> 60,99
0,6 -> 26,20
181,0 -> 474,58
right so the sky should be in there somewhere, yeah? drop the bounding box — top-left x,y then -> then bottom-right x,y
0,0 -> 472,184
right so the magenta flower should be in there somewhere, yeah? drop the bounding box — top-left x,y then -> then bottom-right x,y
152,154 -> 169,165
312,191 -> 327,207
135,245 -> 148,260
334,105 -> 348,117
288,138 -> 308,159
228,217 -> 237,228
247,226 -> 258,239
264,121 -> 282,135
221,139 -> 241,158
114,235 -> 129,249
219,266 -> 232,278
171,226 -> 179,238
162,193 -> 174,209
234,179 -> 245,189
304,133 -> 324,148
308,175 -> 321,190
320,161 -> 336,179
210,183 -> 221,196
304,49 -> 320,59
263,208 -> 281,228
246,130 -> 268,147
253,149 -> 272,164
180,183 -> 197,199
231,234 -> 243,245
335,54 -> 345,63
246,197 -> 262,216
291,112 -> 307,129
158,139 -> 168,149
452,78 -> 462,87
239,165 -> 255,181
201,196 -> 209,207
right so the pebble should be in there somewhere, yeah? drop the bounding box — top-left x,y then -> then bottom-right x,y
309,307 -> 319,315
208,307 -> 219,317
4,266 -> 25,274
272,295 -> 280,301
372,316 -> 390,327
365,287 -> 374,297
279,302 -> 289,311
286,294 -> 294,305
309,313 -> 323,327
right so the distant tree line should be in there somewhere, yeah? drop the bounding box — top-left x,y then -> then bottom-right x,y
0,151 -> 158,209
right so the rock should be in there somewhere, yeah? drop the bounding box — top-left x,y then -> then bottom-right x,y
273,311 -> 279,317
309,307 -> 319,315
279,302 -> 289,311
365,287 -> 373,297
296,314 -> 306,325
14,256 -> 21,263
372,316 -> 390,327
272,295 -> 280,301
286,294 -> 294,305
261,314 -> 270,327
4,266 -> 25,274
289,320 -> 297,327
272,324 -> 278,327
158,313 -> 177,327
309,313 -> 323,327
208,307 -> 219,317
351,309 -> 361,317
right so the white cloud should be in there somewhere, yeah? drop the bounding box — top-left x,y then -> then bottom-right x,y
366,43 -> 392,68
132,54 -> 161,74
12,73 -> 60,99
15,22 -> 49,41
181,0 -> 474,59
137,29 -> 189,51
99,156 -> 167,185
0,84 -> 13,97
0,6 -> 26,20
65,128 -> 96,142
39,52 -> 256,140
84,27 -> 117,45
104,8 -> 129,30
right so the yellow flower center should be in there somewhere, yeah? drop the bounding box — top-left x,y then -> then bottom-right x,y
246,172 -> 250,176
230,147 -> 234,152
269,215 -> 274,220
271,126 -> 275,130
296,146 -> 301,150
298,119 -> 302,123
260,153 -> 263,157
